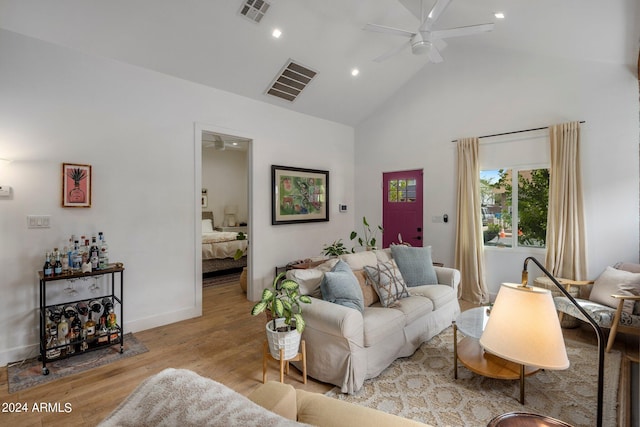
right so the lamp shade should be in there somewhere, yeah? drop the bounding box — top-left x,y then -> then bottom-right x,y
479,283 -> 569,370
224,205 -> 238,215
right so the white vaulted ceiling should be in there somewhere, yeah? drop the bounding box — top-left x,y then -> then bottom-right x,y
0,0 -> 638,126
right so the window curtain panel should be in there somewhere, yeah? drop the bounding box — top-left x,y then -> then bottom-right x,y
454,137 -> 489,304
545,121 -> 587,280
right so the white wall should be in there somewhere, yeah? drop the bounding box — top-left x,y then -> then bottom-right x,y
202,148 -> 248,227
355,46 -> 639,298
0,29 -> 355,366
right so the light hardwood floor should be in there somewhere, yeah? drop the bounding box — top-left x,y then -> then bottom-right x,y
0,280 -> 637,426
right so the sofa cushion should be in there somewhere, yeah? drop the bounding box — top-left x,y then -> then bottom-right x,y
380,295 -> 433,325
617,283 -> 640,314
353,270 -> 379,307
339,251 -> 378,270
390,245 -> 438,286
320,260 -> 365,312
363,260 -> 410,307
589,266 -> 640,309
362,306 -> 406,347
615,262 -> 640,274
286,258 -> 339,298
408,285 -> 457,310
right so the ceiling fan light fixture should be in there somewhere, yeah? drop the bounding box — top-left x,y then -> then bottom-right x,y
411,40 -> 432,55
494,12 -> 505,19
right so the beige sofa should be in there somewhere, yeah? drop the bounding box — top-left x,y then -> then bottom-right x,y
249,380 -> 430,427
286,248 -> 461,394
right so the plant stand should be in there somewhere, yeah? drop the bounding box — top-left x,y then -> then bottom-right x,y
262,339 -> 306,384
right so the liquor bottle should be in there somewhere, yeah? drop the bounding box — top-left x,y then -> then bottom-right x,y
53,250 -> 62,276
97,318 -> 109,345
107,307 -> 119,343
57,315 -> 69,356
61,246 -> 69,273
84,312 -> 96,346
71,315 -> 82,353
90,236 -> 99,270
43,252 -> 53,277
80,237 -> 89,265
99,235 -> 109,270
72,240 -> 81,271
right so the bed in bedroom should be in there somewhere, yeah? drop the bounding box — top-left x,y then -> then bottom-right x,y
202,211 -> 248,275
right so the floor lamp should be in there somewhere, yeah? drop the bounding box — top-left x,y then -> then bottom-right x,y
480,256 -> 605,427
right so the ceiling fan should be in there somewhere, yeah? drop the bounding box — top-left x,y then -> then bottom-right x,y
202,133 -> 247,151
363,0 -> 494,63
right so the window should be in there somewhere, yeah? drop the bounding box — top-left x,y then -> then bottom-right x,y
388,179 -> 417,203
481,168 -> 549,248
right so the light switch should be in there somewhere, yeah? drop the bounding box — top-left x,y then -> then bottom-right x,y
27,215 -> 51,229
0,186 -> 10,197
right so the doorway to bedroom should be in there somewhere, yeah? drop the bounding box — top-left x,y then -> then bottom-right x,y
200,131 -> 251,289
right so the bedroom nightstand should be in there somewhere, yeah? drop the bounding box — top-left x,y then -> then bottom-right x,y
214,226 -> 247,233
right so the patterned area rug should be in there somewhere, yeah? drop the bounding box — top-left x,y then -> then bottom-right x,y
7,333 -> 148,394
203,271 -> 242,288
326,328 -> 620,427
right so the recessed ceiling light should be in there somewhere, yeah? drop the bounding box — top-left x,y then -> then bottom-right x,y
494,12 -> 505,19
272,28 -> 282,38
351,68 -> 360,77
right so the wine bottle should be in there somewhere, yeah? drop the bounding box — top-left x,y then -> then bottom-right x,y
53,250 -> 62,276
43,252 -> 53,277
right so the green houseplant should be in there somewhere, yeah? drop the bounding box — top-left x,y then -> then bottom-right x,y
251,272 -> 311,333
321,239 -> 352,256
251,272 -> 312,360
350,216 -> 384,251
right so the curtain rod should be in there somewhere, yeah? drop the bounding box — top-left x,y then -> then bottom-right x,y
451,121 -> 585,143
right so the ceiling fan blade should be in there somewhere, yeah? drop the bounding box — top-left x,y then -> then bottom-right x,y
429,23 -> 495,40
373,40 -> 412,63
428,44 -> 444,63
433,38 -> 447,51
419,0 -> 452,32
363,23 -> 415,38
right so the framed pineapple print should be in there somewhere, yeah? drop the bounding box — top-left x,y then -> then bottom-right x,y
62,163 -> 91,207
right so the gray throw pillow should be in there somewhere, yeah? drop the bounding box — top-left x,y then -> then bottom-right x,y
363,260 -> 410,307
390,245 -> 438,286
320,260 -> 365,312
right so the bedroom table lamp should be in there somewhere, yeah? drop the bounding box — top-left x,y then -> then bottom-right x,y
481,256 -> 604,427
224,205 -> 238,227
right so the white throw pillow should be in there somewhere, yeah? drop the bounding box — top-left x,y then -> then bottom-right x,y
202,219 -> 214,233
589,266 -> 640,309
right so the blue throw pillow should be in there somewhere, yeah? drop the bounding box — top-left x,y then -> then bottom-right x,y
320,260 -> 365,312
390,245 -> 438,286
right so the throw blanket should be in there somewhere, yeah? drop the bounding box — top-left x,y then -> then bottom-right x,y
98,368 -> 307,427
202,231 -> 244,244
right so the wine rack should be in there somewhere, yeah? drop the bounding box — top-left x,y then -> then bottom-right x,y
38,264 -> 124,375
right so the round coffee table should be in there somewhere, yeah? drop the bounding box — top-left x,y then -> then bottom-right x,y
453,307 -> 539,403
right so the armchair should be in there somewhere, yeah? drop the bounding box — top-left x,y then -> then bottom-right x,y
553,263 -> 640,352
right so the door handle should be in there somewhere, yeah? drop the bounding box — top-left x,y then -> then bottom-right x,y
415,236 -> 422,240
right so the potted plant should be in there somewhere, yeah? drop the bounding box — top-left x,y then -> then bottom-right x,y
251,272 -> 311,360
321,239 -> 352,256
350,216 -> 384,251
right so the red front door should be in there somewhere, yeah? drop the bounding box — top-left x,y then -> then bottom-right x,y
382,170 -> 423,248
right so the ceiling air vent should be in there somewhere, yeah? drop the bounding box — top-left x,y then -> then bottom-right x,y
266,60 -> 318,102
239,0 -> 270,24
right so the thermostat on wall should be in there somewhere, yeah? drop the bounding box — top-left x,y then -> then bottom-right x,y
0,186 -> 11,197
